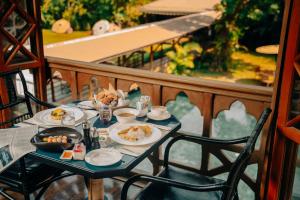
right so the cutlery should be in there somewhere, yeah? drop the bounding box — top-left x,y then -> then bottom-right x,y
141,122 -> 171,131
118,147 -> 140,157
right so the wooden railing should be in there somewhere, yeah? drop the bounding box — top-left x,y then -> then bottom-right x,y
46,56 -> 273,199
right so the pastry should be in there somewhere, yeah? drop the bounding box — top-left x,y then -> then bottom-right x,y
51,108 -> 66,120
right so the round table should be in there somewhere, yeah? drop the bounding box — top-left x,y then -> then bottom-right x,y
255,44 -> 279,86
256,44 -> 279,55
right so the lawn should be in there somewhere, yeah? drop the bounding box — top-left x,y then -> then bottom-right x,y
193,51 -> 276,86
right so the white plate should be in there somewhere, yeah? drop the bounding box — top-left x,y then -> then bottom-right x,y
78,101 -> 95,109
147,111 -> 171,121
109,123 -> 162,146
85,148 -> 122,166
33,107 -> 85,126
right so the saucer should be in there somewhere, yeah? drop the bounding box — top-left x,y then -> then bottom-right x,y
147,111 -> 171,121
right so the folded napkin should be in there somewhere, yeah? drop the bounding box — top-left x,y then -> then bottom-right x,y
112,144 -> 149,157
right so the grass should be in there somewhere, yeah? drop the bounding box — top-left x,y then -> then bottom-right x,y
193,50 -> 276,86
42,29 -> 91,45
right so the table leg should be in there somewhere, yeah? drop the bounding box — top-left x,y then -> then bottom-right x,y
152,146 -> 162,175
88,178 -> 104,200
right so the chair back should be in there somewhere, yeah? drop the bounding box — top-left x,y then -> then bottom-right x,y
0,69 -> 33,127
222,108 -> 272,200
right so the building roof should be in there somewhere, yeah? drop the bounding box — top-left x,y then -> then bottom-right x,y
140,0 -> 220,16
44,12 -> 219,63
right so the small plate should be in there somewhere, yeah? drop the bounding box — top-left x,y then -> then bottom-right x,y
85,148 -> 122,166
147,111 -> 171,121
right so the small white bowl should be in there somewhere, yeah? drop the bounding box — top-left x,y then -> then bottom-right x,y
151,106 -> 167,116
113,108 -> 139,123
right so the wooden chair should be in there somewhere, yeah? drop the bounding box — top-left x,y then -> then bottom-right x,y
121,108 -> 272,200
0,69 -> 74,200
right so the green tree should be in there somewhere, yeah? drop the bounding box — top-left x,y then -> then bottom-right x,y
166,42 -> 202,75
207,0 -> 281,71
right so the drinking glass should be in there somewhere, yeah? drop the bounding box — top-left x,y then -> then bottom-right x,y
99,105 -> 112,125
61,111 -> 75,128
141,96 -> 151,110
136,95 -> 151,116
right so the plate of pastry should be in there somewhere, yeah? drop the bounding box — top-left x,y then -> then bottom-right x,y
33,107 -> 85,126
86,83 -> 129,109
109,124 -> 162,146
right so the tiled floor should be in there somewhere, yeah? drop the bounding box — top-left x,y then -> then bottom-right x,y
0,176 -> 141,200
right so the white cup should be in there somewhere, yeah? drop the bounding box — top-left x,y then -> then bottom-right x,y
151,106 -> 167,116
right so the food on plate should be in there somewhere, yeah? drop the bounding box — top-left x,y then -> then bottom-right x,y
51,108 -> 66,120
118,125 -> 152,142
114,108 -> 138,123
93,91 -> 118,106
90,83 -> 128,107
118,113 -> 134,117
42,135 -> 68,143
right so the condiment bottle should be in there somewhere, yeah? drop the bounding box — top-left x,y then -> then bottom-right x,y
82,120 -> 91,150
91,127 -> 101,150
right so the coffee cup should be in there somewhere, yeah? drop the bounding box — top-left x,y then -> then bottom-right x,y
151,106 -> 167,116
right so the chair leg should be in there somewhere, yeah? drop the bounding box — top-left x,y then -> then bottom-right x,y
233,189 -> 239,200
34,184 -> 51,200
19,158 -> 30,200
0,188 -> 14,200
24,193 -> 30,200
84,177 -> 89,188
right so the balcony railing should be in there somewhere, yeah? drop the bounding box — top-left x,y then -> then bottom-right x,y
45,56 -> 272,199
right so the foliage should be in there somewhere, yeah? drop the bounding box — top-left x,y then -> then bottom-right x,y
234,0 -> 281,46
207,0 -> 281,72
41,0 -> 151,31
113,0 -> 152,27
166,43 -> 202,75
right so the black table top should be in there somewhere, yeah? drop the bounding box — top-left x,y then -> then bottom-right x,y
28,115 -> 181,179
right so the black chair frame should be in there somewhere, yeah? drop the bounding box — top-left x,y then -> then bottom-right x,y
121,108 -> 272,200
0,69 -> 75,200
0,69 -> 55,127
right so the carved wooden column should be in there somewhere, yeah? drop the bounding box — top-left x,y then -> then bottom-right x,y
0,0 -> 46,119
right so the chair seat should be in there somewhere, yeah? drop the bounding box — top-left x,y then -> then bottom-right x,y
0,156 -> 63,192
136,166 -> 224,200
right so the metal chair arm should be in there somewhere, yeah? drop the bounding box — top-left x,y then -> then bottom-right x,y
25,92 -> 56,108
163,134 -> 249,168
120,174 -> 227,200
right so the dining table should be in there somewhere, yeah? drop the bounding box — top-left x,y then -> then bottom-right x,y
16,105 -> 181,200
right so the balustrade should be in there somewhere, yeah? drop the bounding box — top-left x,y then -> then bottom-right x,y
46,57 -> 272,199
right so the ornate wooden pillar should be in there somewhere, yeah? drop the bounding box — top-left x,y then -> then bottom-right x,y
265,0 -> 300,199
0,0 -> 46,122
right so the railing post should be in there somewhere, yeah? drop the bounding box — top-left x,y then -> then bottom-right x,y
200,93 -> 213,172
